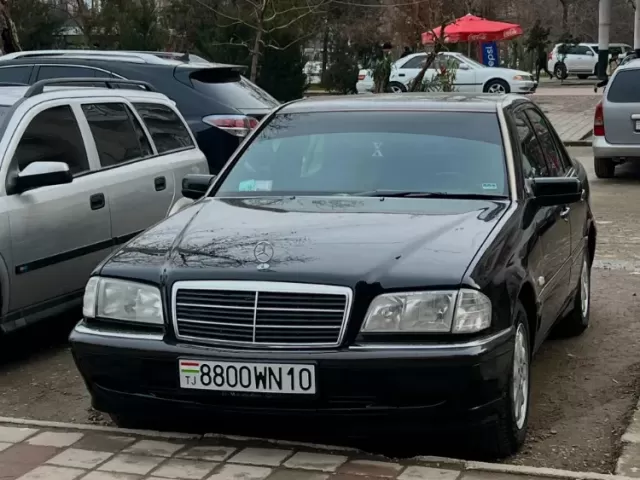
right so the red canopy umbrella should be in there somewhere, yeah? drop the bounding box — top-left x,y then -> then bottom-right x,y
421,14 -> 522,44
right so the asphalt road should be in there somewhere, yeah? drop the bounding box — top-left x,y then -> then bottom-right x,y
0,147 -> 639,473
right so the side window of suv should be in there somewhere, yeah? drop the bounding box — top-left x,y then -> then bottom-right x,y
525,108 -> 570,177
12,105 -> 90,177
133,103 -> 194,154
82,103 -> 152,168
513,110 -> 549,180
37,66 -> 98,81
0,66 -> 32,84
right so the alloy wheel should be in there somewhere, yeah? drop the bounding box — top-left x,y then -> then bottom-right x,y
581,256 -> 590,319
512,323 -> 529,430
488,83 -> 506,94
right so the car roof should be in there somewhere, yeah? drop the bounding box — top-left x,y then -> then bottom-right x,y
0,49 -> 215,66
281,93 -> 527,114
0,85 -> 171,107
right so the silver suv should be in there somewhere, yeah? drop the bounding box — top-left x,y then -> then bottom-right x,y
0,78 -> 208,334
592,59 -> 640,178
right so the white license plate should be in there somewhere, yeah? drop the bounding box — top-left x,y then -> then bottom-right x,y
178,360 -> 316,394
635,120 -> 640,131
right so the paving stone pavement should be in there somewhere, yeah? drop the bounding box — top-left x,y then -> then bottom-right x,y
616,399 -> 640,478
532,93 -> 599,144
0,422 -> 633,480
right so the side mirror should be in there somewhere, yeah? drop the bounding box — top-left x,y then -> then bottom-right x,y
587,50 -> 595,56
531,177 -> 582,207
182,174 -> 215,200
458,63 -> 471,70
14,161 -> 72,194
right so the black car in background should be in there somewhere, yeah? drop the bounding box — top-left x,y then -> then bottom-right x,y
70,93 -> 596,458
0,51 -> 280,174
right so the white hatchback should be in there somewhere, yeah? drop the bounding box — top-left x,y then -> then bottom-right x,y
356,52 -> 536,95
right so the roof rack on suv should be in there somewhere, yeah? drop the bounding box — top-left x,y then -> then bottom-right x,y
0,50 -> 180,65
24,78 -> 157,98
0,82 -> 28,87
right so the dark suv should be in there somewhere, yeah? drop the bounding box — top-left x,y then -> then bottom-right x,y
0,51 -> 280,174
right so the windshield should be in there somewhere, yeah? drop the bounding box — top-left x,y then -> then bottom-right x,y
214,111 -> 508,198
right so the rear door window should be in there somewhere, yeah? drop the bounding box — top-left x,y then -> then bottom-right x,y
607,70 -> 640,102
0,66 -> 32,84
133,102 -> 194,154
188,68 -> 279,109
82,102 -> 152,167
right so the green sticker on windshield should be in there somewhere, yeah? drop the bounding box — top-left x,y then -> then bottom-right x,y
239,180 -> 256,191
482,183 -> 498,190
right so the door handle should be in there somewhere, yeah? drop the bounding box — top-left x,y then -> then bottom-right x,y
560,206 -> 571,220
399,73 -> 406,77
90,193 -> 105,211
154,176 -> 166,191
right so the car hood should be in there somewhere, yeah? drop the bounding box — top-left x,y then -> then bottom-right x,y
102,196 -> 509,290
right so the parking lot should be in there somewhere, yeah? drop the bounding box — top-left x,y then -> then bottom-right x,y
0,146 -> 639,474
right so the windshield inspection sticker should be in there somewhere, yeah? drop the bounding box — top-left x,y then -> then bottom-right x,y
372,142 -> 383,157
239,180 -> 273,192
482,183 -> 498,190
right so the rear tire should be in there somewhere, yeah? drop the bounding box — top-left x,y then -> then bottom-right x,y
594,157 -> 615,178
554,62 -> 567,80
555,251 -> 591,337
388,81 -> 407,93
480,301 -> 530,458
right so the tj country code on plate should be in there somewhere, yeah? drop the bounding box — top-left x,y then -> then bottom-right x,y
179,360 -> 316,394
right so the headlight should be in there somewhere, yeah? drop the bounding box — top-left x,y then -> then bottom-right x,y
83,276 -> 164,325
361,289 -> 491,334
512,75 -> 525,81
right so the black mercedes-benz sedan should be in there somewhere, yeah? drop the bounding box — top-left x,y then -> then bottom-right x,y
70,93 -> 596,458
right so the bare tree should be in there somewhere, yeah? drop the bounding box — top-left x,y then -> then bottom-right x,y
409,18 -> 453,91
0,0 -> 21,53
194,0 -> 331,82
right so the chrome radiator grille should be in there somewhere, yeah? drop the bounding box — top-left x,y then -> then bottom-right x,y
172,281 -> 352,348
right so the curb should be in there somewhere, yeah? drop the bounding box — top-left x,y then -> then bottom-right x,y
616,398 -> 640,477
0,416 -> 635,480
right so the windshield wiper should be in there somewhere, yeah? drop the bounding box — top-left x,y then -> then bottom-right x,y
353,190 -> 507,199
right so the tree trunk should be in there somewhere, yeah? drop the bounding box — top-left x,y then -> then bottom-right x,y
560,1 -> 569,32
0,0 -> 21,54
321,23 -> 329,77
250,28 -> 262,82
409,51 -> 437,91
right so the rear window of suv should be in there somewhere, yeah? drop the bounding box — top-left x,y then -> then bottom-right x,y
189,68 -> 279,110
607,70 -> 640,102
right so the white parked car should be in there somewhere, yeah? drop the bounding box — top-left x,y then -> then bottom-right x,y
356,52 -> 536,95
547,42 -> 632,79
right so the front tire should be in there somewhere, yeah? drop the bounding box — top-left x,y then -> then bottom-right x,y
483,79 -> 510,94
594,157 -> 615,178
481,301 -> 530,458
555,251 -> 591,337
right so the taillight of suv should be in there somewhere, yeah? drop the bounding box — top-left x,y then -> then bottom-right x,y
594,101 -> 605,136
203,115 -> 258,138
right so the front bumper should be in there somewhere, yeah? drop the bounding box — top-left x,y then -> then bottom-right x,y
512,80 -> 537,94
70,322 -> 514,432
592,135 -> 640,159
